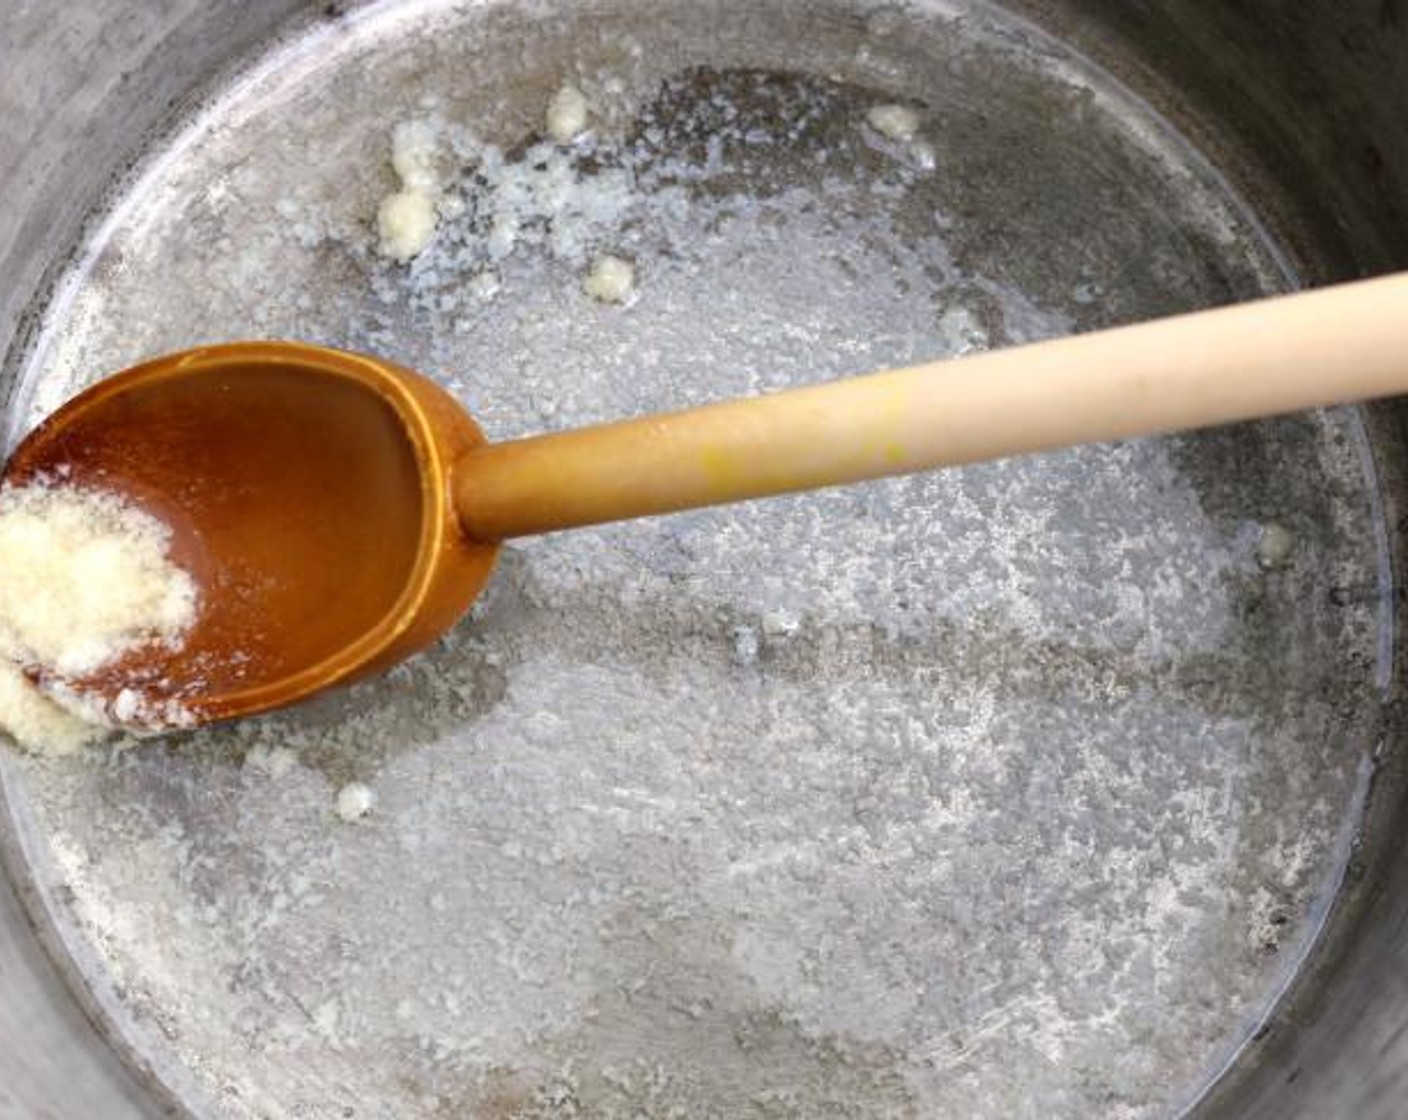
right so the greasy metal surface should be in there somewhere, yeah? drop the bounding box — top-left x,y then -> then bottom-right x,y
1005,0 -> 1408,284
0,3 -> 303,1117
0,1 -> 1406,1119
993,4 -> 1408,1116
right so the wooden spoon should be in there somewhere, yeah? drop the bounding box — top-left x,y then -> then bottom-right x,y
7,272 -> 1408,729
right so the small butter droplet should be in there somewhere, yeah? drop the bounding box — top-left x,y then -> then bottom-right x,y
335,781 -> 376,822
1257,523 -> 1295,570
546,83 -> 590,143
583,254 -> 635,303
866,103 -> 921,142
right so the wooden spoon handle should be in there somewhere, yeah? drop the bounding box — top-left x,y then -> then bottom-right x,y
453,272 -> 1408,541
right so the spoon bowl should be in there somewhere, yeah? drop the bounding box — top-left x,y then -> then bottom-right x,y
2,342 -> 498,726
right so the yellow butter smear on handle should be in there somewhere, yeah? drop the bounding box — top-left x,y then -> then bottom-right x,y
0,483 -> 198,755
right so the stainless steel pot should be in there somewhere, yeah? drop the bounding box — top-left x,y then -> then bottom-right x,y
2,2 -> 1406,1117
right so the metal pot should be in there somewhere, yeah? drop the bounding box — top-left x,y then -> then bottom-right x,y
1,1 -> 1405,1117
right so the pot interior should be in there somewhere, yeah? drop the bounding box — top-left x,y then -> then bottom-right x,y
1,1 -> 1405,1117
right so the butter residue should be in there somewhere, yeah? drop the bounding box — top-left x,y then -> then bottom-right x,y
866,103 -> 920,141
0,660 -> 102,756
546,84 -> 590,144
335,781 -> 376,822
583,253 -> 635,303
376,119 -> 446,262
0,483 -> 198,754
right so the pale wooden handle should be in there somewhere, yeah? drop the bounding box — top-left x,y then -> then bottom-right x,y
454,272 -> 1408,540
